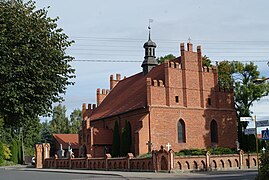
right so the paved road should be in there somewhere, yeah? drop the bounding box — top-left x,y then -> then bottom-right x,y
0,167 -> 258,180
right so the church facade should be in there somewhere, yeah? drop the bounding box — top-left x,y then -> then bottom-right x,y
79,34 -> 237,157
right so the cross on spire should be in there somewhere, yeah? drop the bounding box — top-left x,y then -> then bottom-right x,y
188,37 -> 191,43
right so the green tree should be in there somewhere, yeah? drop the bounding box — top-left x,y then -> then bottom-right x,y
50,104 -> 69,134
10,139 -> 18,164
157,54 -> 176,64
157,54 -> 212,67
202,55 -> 212,67
218,61 -> 269,150
112,121 -> 120,157
0,0 -> 75,127
40,120 -> 52,143
257,150 -> 269,180
0,142 -> 4,164
17,138 -> 22,164
121,121 -> 131,156
218,61 -> 232,88
69,109 -> 82,134
22,117 -> 41,156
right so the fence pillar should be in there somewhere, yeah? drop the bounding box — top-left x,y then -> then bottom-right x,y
105,154 -> 111,170
206,151 -> 211,171
35,144 -> 43,168
86,154 -> 91,169
168,149 -> 175,171
127,153 -> 134,171
54,154 -> 58,168
239,150 -> 244,169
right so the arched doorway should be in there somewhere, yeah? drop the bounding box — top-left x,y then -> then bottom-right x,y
160,156 -> 168,170
80,144 -> 87,157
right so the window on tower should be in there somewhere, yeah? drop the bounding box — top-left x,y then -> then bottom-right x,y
178,119 -> 186,143
210,120 -> 218,143
175,96 -> 179,103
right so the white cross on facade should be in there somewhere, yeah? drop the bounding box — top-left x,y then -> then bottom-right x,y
166,142 -> 171,150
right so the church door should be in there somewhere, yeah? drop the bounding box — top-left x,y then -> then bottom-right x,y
160,155 -> 168,170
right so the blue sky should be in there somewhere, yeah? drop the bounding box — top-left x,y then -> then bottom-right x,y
35,0 -> 269,126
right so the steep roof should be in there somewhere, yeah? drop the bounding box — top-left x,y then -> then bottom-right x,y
53,134 -> 79,149
89,63 -> 167,120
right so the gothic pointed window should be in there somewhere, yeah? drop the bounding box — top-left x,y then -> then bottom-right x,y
178,119 -> 186,143
210,120 -> 218,143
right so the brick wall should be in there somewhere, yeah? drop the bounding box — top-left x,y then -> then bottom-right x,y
42,147 -> 258,172
80,42 -> 237,158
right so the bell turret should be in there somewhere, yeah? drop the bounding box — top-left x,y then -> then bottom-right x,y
141,26 -> 157,75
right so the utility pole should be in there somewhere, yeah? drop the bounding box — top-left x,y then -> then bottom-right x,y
254,115 -> 259,171
20,127 -> 25,164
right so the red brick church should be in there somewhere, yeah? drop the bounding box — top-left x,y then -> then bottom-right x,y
79,32 -> 237,157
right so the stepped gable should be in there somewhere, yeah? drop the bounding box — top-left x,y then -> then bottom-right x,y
90,63 -> 166,120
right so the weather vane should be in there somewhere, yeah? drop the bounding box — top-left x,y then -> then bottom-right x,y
148,19 -> 153,30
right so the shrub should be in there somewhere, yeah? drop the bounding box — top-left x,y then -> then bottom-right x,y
256,150 -> 269,180
0,142 -> 4,164
10,139 -> 18,164
191,149 -> 206,155
2,144 -> 11,160
175,147 -> 235,156
137,153 -> 152,158
209,147 -> 236,155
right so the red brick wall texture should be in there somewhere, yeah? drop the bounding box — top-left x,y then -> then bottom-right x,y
80,43 -> 237,157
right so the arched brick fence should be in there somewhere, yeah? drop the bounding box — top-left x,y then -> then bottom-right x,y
38,144 -> 258,172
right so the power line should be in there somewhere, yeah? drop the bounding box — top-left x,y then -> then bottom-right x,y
73,59 -> 269,63
73,59 -> 141,62
70,36 -> 269,43
67,48 -> 269,53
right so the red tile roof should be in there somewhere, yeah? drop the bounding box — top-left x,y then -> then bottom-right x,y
89,62 -> 168,120
53,134 -> 79,149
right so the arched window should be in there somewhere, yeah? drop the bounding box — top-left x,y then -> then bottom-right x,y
178,119 -> 186,143
210,120 -> 218,143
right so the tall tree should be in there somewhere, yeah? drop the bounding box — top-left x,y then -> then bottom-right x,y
218,61 -> 269,150
22,117 -> 41,156
121,121 -> 131,156
69,109 -> 82,134
157,54 -> 176,64
112,121 -> 120,157
218,61 -> 232,88
157,54 -> 213,67
0,0 -> 75,127
50,104 -> 69,134
10,139 -> 18,164
202,55 -> 212,67
40,120 -> 52,143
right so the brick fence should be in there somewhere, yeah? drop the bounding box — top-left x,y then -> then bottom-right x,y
36,143 -> 258,172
